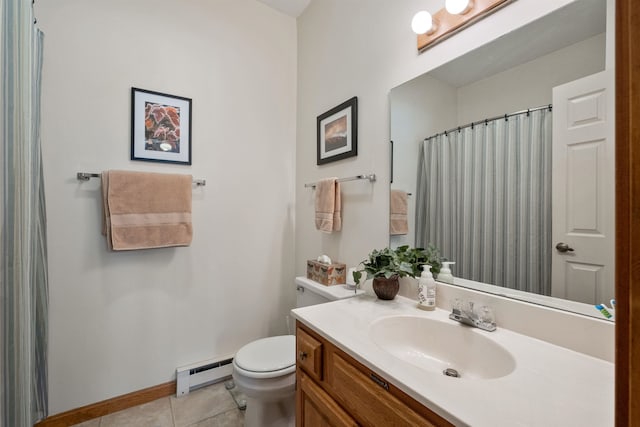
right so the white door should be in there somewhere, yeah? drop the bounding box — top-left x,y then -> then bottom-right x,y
551,70 -> 615,305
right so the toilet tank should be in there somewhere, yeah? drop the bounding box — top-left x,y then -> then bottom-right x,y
295,276 -> 364,308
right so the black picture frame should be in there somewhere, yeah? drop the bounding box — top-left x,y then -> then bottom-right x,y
131,87 -> 192,165
317,97 -> 358,165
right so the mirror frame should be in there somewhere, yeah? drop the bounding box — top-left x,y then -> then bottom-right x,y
614,0 -> 638,423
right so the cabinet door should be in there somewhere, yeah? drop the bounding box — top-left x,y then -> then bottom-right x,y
297,370 -> 358,427
328,352 -> 442,427
297,326 -> 324,381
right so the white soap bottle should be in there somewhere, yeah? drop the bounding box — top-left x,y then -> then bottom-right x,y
438,261 -> 455,284
417,264 -> 436,311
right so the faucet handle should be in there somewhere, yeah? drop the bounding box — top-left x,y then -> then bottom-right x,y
475,305 -> 495,327
466,301 -> 475,315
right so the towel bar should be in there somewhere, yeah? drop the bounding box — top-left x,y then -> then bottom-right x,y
76,172 -> 206,186
304,173 -> 376,189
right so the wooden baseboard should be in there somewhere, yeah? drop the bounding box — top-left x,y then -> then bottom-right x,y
35,381 -> 176,427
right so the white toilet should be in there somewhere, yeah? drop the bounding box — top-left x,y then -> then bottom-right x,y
232,277 -> 364,427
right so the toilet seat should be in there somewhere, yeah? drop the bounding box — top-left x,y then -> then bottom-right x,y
234,335 -> 296,379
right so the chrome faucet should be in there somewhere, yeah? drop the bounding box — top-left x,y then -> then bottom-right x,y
449,299 -> 496,332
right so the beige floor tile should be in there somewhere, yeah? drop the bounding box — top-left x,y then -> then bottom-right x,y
100,396 -> 173,427
186,408 -> 244,427
170,383 -> 238,427
71,418 -> 101,427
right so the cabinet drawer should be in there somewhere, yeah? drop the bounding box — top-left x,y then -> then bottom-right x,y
298,370 -> 358,427
329,352 -> 440,427
297,326 -> 323,381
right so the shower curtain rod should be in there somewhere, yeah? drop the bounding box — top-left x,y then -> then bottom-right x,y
424,104 -> 552,141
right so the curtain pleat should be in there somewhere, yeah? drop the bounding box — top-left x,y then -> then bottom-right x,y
416,109 -> 552,295
2,0 -> 49,424
32,28 -> 49,423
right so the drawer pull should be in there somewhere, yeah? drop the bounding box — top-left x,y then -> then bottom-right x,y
299,351 -> 308,361
370,372 -> 389,391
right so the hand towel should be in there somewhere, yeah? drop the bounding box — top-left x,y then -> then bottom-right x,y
315,178 -> 342,233
389,189 -> 408,235
102,170 -> 193,250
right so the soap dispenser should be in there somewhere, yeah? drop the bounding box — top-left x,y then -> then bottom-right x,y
417,264 -> 437,311
438,262 -> 456,284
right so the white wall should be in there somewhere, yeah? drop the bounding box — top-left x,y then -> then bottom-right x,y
389,75 -> 457,248
457,33 -> 606,124
296,0 -> 575,276
36,0 -> 296,414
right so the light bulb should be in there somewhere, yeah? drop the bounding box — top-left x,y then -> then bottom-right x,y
445,0 -> 474,15
411,11 -> 434,35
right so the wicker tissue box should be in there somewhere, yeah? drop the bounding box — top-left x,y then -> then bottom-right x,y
306,260 -> 346,286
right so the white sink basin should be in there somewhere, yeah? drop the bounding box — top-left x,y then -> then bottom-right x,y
370,315 -> 516,380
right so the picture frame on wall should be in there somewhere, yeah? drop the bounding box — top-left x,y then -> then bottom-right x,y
317,96 -> 358,165
131,87 -> 192,165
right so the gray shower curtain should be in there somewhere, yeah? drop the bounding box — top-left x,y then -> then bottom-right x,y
2,1 -> 49,425
416,109 -> 552,295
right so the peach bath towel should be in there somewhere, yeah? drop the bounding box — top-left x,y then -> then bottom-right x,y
315,178 -> 342,233
389,189 -> 408,235
102,170 -> 193,250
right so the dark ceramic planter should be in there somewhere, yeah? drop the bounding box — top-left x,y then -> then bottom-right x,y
372,276 -> 400,300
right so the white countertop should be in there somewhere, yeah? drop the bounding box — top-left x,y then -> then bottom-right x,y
291,294 -> 614,427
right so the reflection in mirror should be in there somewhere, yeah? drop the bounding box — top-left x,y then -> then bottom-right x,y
390,0 -> 613,319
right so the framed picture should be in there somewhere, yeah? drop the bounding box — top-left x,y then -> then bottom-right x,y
131,87 -> 192,165
317,96 -> 358,165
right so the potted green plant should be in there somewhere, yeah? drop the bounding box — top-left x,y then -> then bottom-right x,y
394,244 -> 443,278
353,245 -> 443,300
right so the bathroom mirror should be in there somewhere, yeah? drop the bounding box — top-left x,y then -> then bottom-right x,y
390,0 -> 613,319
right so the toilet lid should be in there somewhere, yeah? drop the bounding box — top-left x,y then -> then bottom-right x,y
235,335 -> 296,373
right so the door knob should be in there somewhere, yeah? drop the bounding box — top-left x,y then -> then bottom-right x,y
555,242 -> 575,253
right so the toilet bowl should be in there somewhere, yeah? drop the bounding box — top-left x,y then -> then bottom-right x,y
232,277 -> 364,427
232,335 -> 296,427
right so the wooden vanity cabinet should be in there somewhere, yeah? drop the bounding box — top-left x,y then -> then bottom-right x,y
298,370 -> 358,427
296,322 -> 453,427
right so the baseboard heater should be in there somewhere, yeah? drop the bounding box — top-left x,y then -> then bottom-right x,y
176,354 -> 235,397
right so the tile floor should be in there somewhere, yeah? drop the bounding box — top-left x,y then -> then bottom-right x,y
72,381 -> 245,427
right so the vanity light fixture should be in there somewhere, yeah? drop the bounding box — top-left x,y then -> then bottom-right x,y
413,0 -> 515,52
411,10 -> 438,35
445,0 -> 474,15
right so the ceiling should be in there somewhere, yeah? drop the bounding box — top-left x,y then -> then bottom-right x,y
429,0 -> 606,87
256,0 -> 311,17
